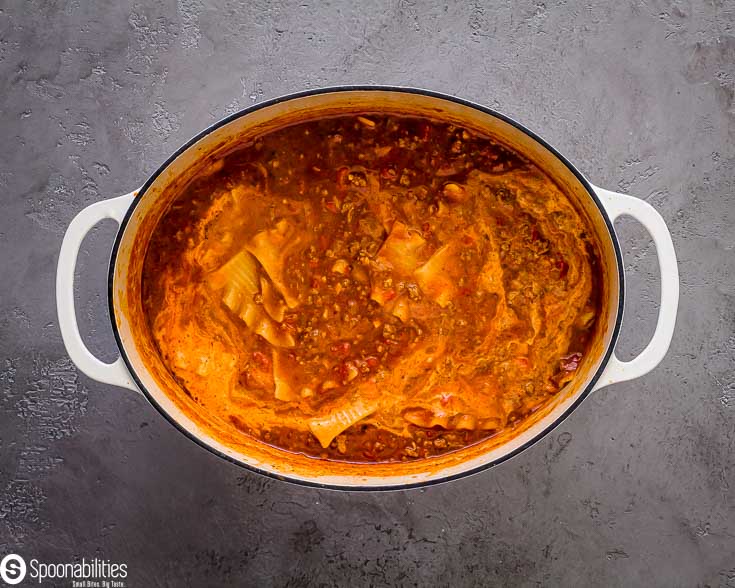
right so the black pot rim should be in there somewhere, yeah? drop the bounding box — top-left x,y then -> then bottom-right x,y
108,85 -> 625,492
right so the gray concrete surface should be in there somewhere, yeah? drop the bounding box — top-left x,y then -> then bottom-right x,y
1,0 -> 734,586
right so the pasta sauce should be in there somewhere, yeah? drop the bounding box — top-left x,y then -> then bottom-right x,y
141,113 -> 602,462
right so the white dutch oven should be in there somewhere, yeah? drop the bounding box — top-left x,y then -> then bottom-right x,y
56,88 -> 679,490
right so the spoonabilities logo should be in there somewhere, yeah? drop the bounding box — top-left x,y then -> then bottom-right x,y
0,554 -> 26,585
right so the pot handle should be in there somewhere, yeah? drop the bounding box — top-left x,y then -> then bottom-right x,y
592,186 -> 679,391
56,191 -> 140,392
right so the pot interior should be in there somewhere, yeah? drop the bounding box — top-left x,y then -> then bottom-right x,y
110,88 -> 621,488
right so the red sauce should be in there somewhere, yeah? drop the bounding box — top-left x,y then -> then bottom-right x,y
141,113 -> 602,462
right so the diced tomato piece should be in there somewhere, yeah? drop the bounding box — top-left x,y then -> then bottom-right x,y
420,122 -> 431,141
380,166 -> 397,180
557,257 -> 569,279
365,356 -> 379,368
325,199 -> 339,213
330,341 -> 351,357
383,288 -> 396,301
560,352 -> 582,372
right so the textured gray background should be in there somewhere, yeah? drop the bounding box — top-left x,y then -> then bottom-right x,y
1,0 -> 734,586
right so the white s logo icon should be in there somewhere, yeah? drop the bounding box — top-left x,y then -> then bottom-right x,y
0,554 -> 26,585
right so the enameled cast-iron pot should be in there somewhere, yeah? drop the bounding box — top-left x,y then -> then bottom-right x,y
56,87 -> 679,490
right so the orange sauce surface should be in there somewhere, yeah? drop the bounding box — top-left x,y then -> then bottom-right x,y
141,113 -> 602,462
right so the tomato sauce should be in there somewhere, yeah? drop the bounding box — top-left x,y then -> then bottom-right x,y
141,113 -> 602,462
